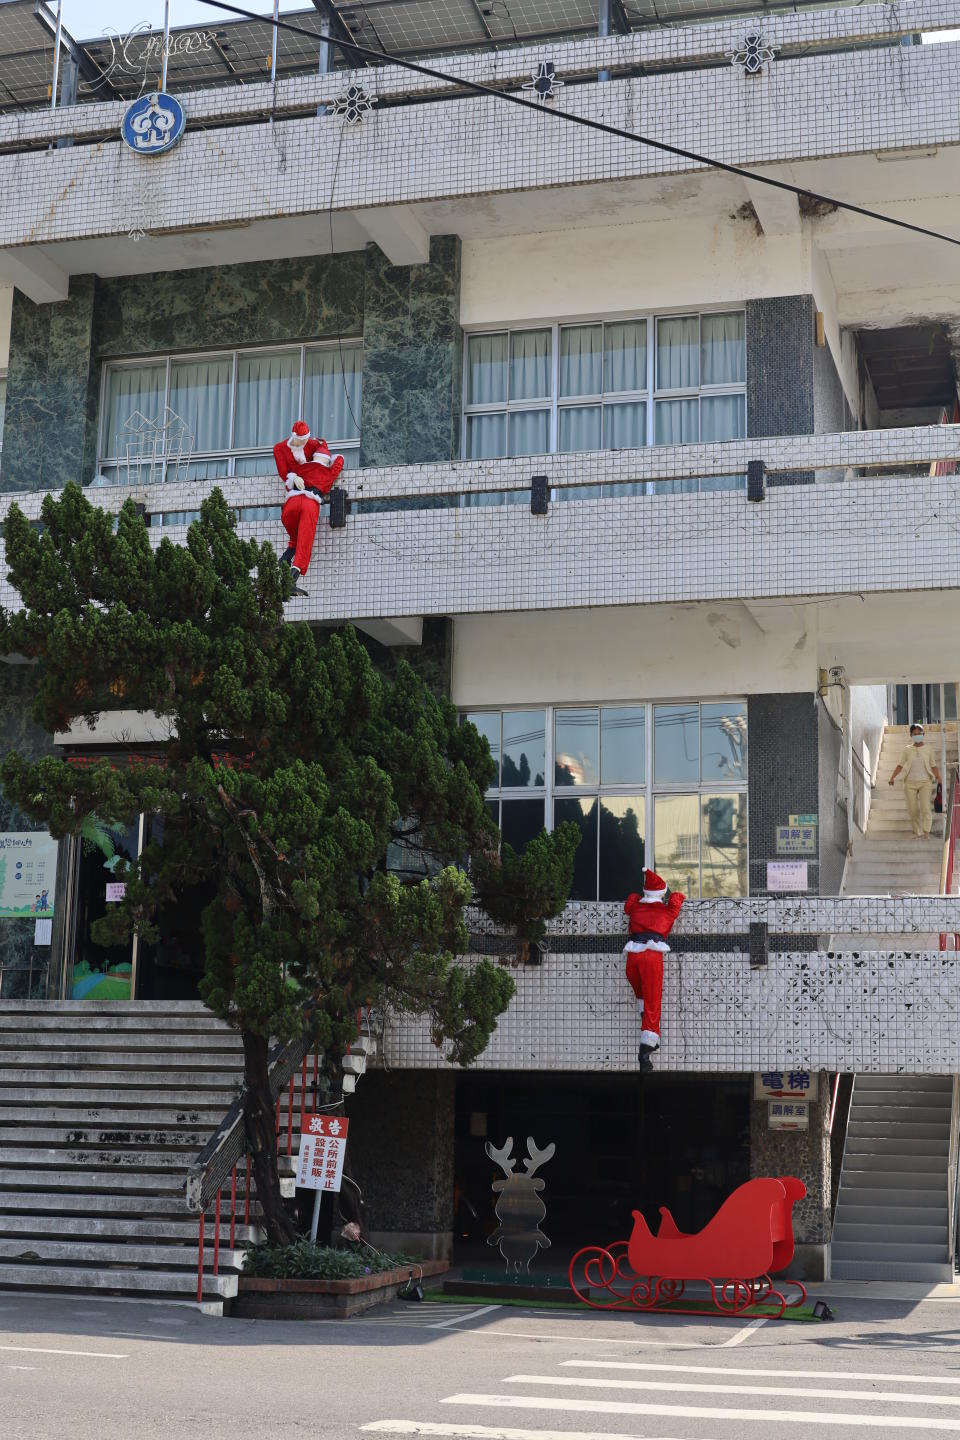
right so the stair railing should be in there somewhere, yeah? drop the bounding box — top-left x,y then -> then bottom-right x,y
850,746 -> 872,836
829,1073 -> 858,1266
939,767 -> 960,950
949,1076 -> 960,1273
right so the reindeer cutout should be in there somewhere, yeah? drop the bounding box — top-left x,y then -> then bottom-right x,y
485,1136 -> 556,1273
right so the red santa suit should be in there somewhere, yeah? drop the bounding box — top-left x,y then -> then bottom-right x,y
273,421 -> 345,581
623,869 -> 685,1062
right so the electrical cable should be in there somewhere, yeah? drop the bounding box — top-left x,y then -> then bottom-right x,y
199,0 -> 960,251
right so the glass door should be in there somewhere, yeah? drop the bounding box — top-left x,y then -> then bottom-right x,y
69,817 -> 141,1000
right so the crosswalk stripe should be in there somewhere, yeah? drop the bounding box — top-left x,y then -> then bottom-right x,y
505,1374 -> 960,1408
362,1423 -> 709,1439
565,1360 -> 960,1387
440,1392 -> 960,1430
427,1306 -> 502,1330
362,1424 -> 710,1439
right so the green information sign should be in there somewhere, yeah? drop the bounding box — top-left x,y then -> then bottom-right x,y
0,831 -> 57,917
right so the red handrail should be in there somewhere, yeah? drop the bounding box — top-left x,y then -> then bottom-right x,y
940,768 -> 960,950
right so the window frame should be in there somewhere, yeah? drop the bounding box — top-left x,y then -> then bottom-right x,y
462,308 -> 747,463
464,698 -> 749,901
97,339 -> 363,482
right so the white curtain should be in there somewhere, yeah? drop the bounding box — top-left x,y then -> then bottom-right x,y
304,346 -> 361,443
235,351 -> 299,450
560,326 -> 601,398
604,401 -> 646,450
701,312 -> 745,386
509,409 -> 549,456
559,405 -> 601,453
657,316 -> 699,390
510,329 -> 551,401
170,357 -> 231,454
102,365 -> 166,458
467,333 -> 508,406
604,320 -> 646,394
701,394 -> 746,442
655,398 -> 698,445
466,412 -> 506,460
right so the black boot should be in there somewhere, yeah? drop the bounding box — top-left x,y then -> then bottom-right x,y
280,546 -> 295,567
285,565 -> 308,599
638,1042 -> 658,1074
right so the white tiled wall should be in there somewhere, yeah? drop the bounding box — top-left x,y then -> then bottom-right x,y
383,949 -> 960,1074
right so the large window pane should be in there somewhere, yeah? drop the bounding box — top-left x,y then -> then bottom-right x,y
701,701 -> 748,782
502,711 -> 545,788
701,792 -> 747,896
559,325 -> 602,398
466,412 -> 506,460
654,704 -> 699,784
102,365 -> 166,458
170,357 -> 231,454
555,709 -> 599,787
559,405 -> 601,453
465,711 -> 501,786
604,320 -> 647,394
508,409 -> 549,457
655,398 -> 698,446
604,401 -> 646,450
654,793 -> 700,897
601,706 -> 645,784
510,330 -> 551,401
555,796 -> 598,900
701,394 -> 746,443
599,795 -> 646,901
657,316 -> 699,390
233,453 -> 275,476
304,346 -> 361,442
701,312 -> 745,386
235,351 -> 299,450
467,333 -> 508,406
500,798 -> 545,854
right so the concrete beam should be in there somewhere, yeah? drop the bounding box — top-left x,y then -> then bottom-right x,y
355,207 -> 431,266
744,178 -> 801,237
356,617 -> 424,647
0,248 -> 69,304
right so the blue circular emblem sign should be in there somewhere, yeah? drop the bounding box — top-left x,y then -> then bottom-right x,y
121,91 -> 185,155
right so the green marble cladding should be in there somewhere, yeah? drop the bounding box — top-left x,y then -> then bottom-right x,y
2,239 -> 462,491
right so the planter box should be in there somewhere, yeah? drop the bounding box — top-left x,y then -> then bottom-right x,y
229,1260 -> 450,1319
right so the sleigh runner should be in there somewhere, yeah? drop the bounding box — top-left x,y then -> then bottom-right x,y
569,1175 -> 807,1318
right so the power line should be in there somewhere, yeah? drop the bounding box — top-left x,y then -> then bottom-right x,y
200,0 -> 960,251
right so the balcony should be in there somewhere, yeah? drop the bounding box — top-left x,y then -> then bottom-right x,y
1,0 -> 959,297
381,895 -> 960,1074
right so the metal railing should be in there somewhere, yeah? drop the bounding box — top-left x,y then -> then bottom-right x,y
850,747 -> 872,836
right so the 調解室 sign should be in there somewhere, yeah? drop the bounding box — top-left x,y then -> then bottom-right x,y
0,832 -> 57,917
776,824 -> 817,855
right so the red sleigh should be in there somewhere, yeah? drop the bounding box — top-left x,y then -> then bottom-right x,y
569,1176 -> 807,1319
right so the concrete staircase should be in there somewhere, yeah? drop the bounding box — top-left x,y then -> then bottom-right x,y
0,1000 -> 254,1309
831,1074 -> 955,1282
841,723 -> 956,947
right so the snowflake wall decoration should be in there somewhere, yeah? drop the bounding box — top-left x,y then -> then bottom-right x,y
332,85 -> 376,124
730,33 -> 777,75
523,61 -> 564,103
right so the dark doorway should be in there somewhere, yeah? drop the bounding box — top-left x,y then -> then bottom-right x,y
134,816 -> 210,1001
454,1072 -> 750,1267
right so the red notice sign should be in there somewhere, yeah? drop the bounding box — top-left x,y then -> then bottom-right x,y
296,1114 -> 350,1193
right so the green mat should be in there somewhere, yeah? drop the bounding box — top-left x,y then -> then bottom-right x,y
426,1291 -> 824,1321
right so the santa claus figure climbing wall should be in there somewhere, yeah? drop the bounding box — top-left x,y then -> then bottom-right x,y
623,870 -> 685,1073
273,421 -> 344,597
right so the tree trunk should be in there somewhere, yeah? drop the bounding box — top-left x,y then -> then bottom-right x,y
241,1029 -> 298,1246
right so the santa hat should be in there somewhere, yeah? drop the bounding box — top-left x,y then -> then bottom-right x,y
642,869 -> 669,902
289,421 -> 311,448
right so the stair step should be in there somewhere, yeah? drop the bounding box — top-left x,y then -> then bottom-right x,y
0,1035 -> 242,1053
0,1069 -> 242,1089
0,1001 -> 215,1015
0,1262 -> 238,1298
0,1087 -> 237,1107
847,1108 -> 952,1125
837,1172 -> 947,1195
1,1147 -> 194,1171
0,1236 -> 247,1270
830,1239 -> 949,1262
0,1051 -> 242,1071
832,1222 -> 946,1244
0,1126 -> 215,1148
0,1167 -> 188,1192
838,1152 -> 946,1174
0,1106 -> 231,1125
0,1214 -> 259,1243
830,1260 -> 954,1282
834,1201 -> 947,1224
854,1075 -> 953,1091
0,1015 -> 229,1034
845,1136 -> 949,1157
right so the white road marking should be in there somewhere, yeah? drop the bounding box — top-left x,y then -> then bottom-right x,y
363,1424 -> 709,1439
0,1344 -> 128,1359
441,1394 -> 960,1430
5,1365 -> 36,1371
719,1318 -> 767,1346
479,1329 -> 710,1348
566,1360 -> 960,1387
428,1306 -> 503,1330
505,1374 -> 960,1408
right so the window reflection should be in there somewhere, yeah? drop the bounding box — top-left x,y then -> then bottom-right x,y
502,711 -> 545,788
555,709 -> 599,787
466,712 -> 501,786
500,798 -> 546,854
653,793 -> 701,897
601,706 -> 645,785
701,701 -> 748,782
701,793 -> 747,897
599,796 -> 646,901
555,796 -> 598,900
654,704 -> 699,784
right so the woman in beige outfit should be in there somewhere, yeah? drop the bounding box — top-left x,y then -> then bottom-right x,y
888,723 -> 942,839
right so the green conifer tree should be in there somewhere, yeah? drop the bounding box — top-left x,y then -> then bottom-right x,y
0,484 -> 545,1243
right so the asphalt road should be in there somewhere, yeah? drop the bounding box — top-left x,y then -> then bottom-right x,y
2,1289 -> 960,1440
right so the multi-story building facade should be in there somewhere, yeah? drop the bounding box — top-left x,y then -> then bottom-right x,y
1,0 -> 960,1303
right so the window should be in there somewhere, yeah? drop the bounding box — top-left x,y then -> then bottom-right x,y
463,700 -> 747,901
97,343 -> 362,484
462,312 -> 745,496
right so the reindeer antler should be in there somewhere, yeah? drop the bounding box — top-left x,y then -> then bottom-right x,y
485,1137 -> 516,1175
523,1137 -> 556,1175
